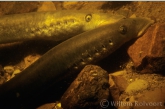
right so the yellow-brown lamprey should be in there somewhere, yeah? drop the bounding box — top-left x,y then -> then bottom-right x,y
0,10 -> 125,44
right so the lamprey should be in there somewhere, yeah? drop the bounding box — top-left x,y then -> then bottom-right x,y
0,10 -> 125,44
0,17 -> 154,108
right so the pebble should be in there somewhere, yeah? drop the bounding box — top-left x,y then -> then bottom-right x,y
4,66 -> 14,75
125,79 -> 148,94
129,79 -> 133,82
24,54 -> 41,69
11,69 -> 21,78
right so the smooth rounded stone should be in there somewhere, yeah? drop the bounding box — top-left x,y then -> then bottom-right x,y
11,69 -> 21,78
61,65 -> 110,109
125,79 -> 148,94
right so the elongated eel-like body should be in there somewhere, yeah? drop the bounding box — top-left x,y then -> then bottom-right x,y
0,10 -> 125,44
0,17 -> 154,107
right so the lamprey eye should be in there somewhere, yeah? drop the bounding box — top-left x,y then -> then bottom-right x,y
85,14 -> 92,22
119,25 -> 127,34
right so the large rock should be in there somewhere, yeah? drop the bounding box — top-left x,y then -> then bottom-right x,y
128,23 -> 165,73
61,65 -> 110,109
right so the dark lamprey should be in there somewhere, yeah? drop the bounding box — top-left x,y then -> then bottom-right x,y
0,17 -> 154,108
